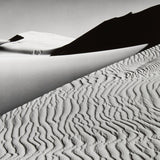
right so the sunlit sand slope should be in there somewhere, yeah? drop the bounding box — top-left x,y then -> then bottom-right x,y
0,31 -> 74,52
1,45 -> 160,159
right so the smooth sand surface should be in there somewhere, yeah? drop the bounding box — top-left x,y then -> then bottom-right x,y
0,39 -> 8,45
0,31 -> 147,114
1,31 -> 74,51
0,44 -> 160,159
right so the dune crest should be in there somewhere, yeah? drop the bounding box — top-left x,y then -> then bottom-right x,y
50,5 -> 160,56
0,45 -> 160,159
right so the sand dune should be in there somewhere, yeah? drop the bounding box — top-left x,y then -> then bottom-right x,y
0,39 -> 8,45
0,31 -> 74,53
0,31 -> 147,115
0,45 -> 160,159
50,5 -> 160,56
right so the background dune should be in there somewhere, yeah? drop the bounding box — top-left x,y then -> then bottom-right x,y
51,5 -> 160,55
0,31 -> 74,51
0,32 -> 147,114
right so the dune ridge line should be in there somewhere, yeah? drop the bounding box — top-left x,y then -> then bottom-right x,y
1,45 -> 160,159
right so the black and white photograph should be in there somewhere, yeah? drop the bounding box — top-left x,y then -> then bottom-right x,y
0,0 -> 160,159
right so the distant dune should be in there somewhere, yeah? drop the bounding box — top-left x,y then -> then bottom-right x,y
50,5 -> 160,56
0,39 -> 8,45
0,44 -> 160,159
0,31 -> 74,54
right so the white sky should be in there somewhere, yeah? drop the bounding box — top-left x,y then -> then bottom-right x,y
0,0 -> 159,39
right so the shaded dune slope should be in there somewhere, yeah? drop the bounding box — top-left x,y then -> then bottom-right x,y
51,5 -> 160,56
9,35 -> 24,42
1,45 -> 160,159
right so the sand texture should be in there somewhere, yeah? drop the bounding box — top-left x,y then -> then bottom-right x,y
1,45 -> 160,159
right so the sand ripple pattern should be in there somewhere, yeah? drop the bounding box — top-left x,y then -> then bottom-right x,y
1,45 -> 160,159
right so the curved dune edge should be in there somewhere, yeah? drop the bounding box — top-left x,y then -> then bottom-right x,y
0,43 -> 147,115
1,45 -> 160,159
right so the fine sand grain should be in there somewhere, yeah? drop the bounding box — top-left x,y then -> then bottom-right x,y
0,45 -> 160,159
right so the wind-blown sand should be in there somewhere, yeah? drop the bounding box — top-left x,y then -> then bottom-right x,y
0,32 -> 147,114
0,44 -> 160,159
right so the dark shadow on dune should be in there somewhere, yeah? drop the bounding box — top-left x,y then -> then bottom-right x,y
9,35 -> 24,42
51,4 -> 160,56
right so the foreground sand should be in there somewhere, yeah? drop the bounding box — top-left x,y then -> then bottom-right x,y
0,44 -> 160,159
